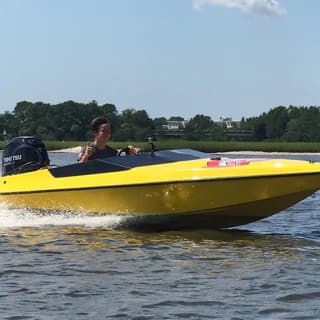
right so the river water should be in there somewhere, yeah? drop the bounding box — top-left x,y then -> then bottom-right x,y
0,152 -> 320,319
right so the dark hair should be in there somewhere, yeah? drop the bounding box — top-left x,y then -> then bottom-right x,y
90,117 -> 110,132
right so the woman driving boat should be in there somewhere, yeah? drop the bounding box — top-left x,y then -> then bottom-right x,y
77,117 -> 138,162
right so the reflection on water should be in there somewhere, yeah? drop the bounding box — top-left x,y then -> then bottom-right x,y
1,201 -> 318,249
1,211 -> 320,320
1,211 -> 319,320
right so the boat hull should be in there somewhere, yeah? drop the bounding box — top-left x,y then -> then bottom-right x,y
124,190 -> 314,230
1,171 -> 320,229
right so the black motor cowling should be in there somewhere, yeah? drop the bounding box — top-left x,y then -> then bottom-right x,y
2,136 -> 50,176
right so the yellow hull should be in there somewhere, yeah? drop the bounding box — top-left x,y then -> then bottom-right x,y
1,154 -> 320,229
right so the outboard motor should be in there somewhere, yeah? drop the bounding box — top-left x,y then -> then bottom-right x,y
2,136 -> 50,176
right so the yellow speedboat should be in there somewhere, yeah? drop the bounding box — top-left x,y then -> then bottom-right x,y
1,136 -> 320,230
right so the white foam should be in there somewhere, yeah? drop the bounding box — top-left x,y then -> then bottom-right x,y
0,204 -> 128,229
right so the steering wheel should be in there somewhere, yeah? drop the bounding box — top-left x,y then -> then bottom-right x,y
117,147 -> 130,156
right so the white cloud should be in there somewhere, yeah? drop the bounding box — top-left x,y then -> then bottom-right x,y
192,0 -> 286,16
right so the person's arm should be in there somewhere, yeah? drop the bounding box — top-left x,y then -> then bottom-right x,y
78,145 -> 94,163
117,145 -> 140,156
127,145 -> 140,155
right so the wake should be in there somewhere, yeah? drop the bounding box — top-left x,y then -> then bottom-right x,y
0,204 -> 128,229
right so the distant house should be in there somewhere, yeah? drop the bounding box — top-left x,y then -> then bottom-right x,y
216,118 -> 252,140
162,120 -> 188,131
216,119 -> 241,129
158,120 -> 188,138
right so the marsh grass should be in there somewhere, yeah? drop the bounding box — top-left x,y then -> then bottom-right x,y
2,140 -> 320,153
45,140 -> 320,153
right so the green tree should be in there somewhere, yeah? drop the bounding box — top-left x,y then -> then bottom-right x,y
184,114 -> 214,140
0,112 -> 18,138
265,106 -> 289,140
284,106 -> 320,141
114,109 -> 153,141
153,117 -> 167,130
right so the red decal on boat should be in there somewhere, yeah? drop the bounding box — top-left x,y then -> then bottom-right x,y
206,158 -> 270,168
207,159 -> 250,167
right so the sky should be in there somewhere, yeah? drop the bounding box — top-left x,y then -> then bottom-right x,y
1,0 -> 320,120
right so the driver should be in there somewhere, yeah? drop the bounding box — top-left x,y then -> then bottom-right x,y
77,117 -> 138,163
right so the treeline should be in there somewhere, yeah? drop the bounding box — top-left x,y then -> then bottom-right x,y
0,100 -> 154,141
1,101 -> 320,142
0,100 -> 225,141
242,105 -> 320,141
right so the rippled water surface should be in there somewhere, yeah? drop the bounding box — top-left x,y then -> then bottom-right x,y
0,152 -> 320,319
